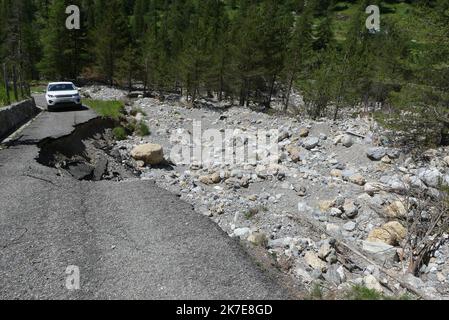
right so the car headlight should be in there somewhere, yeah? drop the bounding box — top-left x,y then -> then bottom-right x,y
47,94 -> 55,98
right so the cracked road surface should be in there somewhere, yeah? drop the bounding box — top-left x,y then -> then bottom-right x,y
0,97 -> 292,300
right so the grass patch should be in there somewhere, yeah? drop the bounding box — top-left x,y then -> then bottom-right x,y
135,121 -> 151,137
345,285 -> 384,300
130,107 -> 147,117
244,206 -> 267,220
112,127 -> 127,141
1,84 -> 29,108
84,99 -> 125,120
30,85 -> 46,94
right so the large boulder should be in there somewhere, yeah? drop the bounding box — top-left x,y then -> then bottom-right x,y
131,144 -> 165,165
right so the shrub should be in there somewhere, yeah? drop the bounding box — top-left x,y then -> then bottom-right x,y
112,127 -> 127,141
135,121 -> 150,137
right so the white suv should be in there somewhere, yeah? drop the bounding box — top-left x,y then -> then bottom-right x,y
45,82 -> 82,111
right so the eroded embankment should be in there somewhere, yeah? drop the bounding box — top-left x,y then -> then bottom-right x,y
36,117 -> 138,181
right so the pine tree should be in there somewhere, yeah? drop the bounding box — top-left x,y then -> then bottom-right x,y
283,5 -> 314,111
90,0 -> 130,86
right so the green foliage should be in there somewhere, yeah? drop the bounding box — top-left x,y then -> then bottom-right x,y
84,99 -> 125,120
345,285 -> 415,300
130,107 -> 147,117
308,282 -> 324,300
0,81 -> 28,107
0,84 -> 7,107
135,121 -> 150,137
112,126 -> 127,141
345,285 -> 384,300
1,0 -> 448,148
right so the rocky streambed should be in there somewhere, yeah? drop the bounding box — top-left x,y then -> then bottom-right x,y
81,85 -> 449,299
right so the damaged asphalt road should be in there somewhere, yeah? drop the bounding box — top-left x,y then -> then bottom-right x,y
0,99 -> 292,300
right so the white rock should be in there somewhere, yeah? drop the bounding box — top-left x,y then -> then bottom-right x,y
342,135 -> 354,148
363,274 -> 383,293
304,251 -> 327,272
233,227 -> 251,238
343,221 -> 357,232
418,168 -> 443,188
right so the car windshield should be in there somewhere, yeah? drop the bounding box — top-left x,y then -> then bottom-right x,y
48,84 -> 75,91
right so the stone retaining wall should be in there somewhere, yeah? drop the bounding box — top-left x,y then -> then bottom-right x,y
0,99 -> 40,141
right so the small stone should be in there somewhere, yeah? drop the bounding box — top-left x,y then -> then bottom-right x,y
382,221 -> 407,241
349,174 -> 366,186
299,128 -> 310,137
367,221 -> 407,246
363,274 -> 383,293
362,241 -> 397,263
298,202 -> 315,215
319,200 -> 334,213
234,227 -> 251,238
385,201 -> 407,219
330,169 -> 343,179
417,168 -> 442,188
286,145 -> 301,163
326,223 -> 341,235
367,148 -> 387,161
342,135 -> 354,148
381,156 -> 392,164
443,156 -> 449,166
437,272 -> 446,282
295,185 -> 307,197
248,194 -> 258,201
136,160 -> 145,168
247,232 -> 268,247
330,208 -> 343,217
364,182 -> 388,195
318,242 -> 333,260
199,175 -> 213,185
304,251 -> 327,272
303,137 -> 319,150
343,199 -> 359,218
325,265 -> 345,285
295,267 -> 313,283
343,221 -> 357,232
210,172 -> 222,184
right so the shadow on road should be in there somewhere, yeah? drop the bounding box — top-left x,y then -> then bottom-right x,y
48,105 -> 89,112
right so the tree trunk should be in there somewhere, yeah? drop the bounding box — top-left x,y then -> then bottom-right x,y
3,63 -> 10,105
12,65 -> 18,101
266,74 -> 277,109
284,72 -> 295,112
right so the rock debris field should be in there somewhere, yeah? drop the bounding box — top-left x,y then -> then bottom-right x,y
81,86 -> 449,299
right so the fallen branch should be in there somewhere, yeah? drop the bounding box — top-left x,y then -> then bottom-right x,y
288,213 -> 433,300
345,131 -> 366,139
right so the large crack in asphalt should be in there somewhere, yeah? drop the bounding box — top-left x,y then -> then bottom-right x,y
36,117 -> 139,181
28,114 -> 305,299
